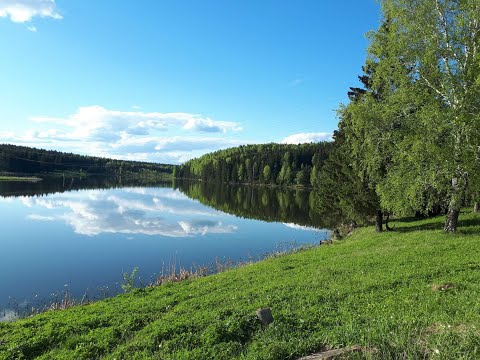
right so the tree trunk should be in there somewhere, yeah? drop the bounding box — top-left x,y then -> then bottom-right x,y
385,213 -> 395,231
444,207 -> 460,232
444,176 -> 464,232
375,210 -> 383,233
474,202 -> 480,213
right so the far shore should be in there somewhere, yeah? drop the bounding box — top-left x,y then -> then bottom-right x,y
0,176 -> 43,182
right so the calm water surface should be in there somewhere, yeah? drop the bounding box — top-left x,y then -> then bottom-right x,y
0,180 -> 329,320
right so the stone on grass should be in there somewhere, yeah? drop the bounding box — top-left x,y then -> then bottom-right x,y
431,283 -> 454,291
298,345 -> 376,359
256,308 -> 274,325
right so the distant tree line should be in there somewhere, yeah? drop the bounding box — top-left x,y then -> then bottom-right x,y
174,143 -> 333,187
0,144 -> 173,179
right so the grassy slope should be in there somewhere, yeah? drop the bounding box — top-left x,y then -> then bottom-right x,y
1,213 -> 480,359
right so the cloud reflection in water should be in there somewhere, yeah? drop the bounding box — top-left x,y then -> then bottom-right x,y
25,188 -> 238,237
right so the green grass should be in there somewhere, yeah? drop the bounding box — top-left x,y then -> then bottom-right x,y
0,176 -> 42,182
2,213 -> 480,359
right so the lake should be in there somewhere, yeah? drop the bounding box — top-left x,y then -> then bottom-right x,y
0,179 -> 330,320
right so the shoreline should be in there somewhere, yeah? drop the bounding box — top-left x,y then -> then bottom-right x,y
0,242 -> 322,324
0,176 -> 42,182
2,213 -> 480,358
174,177 -> 313,190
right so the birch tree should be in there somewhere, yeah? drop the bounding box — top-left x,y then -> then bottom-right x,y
369,0 -> 480,231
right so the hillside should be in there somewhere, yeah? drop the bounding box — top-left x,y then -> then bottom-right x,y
175,142 -> 333,187
0,144 -> 173,178
1,212 -> 480,359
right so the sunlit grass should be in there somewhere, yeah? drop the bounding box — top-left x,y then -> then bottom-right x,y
1,212 -> 480,359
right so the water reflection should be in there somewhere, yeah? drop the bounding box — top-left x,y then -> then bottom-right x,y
24,188 -> 237,237
0,176 -> 171,198
0,309 -> 19,322
0,178 -> 330,316
174,180 -> 325,228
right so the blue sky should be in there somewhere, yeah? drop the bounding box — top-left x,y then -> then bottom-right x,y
0,0 -> 381,164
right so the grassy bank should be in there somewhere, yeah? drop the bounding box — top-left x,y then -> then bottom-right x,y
0,176 -> 42,182
1,213 -> 480,359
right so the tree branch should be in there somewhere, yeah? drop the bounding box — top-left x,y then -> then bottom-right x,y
418,69 -> 452,107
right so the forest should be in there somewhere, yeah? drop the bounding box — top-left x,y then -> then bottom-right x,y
174,142 -> 333,187
0,144 -> 173,179
313,0 -> 480,233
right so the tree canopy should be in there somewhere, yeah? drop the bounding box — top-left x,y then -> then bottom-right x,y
175,142 -> 333,187
333,0 -> 480,232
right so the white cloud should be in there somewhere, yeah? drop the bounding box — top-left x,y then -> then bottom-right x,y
27,214 -> 55,221
0,131 -> 15,139
29,106 -> 241,141
183,117 -> 242,133
0,105 -> 249,164
31,106 -> 241,138
153,136 -> 244,152
117,148 -> 240,165
0,0 -> 62,23
281,132 -> 333,144
27,25 -> 37,32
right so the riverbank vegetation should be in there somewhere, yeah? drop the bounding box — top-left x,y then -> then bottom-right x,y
1,213 -> 480,359
0,176 -> 41,182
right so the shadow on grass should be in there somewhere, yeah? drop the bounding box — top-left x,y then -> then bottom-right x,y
394,221 -> 443,233
455,218 -> 480,235
392,214 -> 480,233
396,216 -> 435,224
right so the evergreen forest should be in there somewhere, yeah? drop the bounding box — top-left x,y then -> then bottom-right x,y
0,144 -> 173,179
174,142 -> 333,187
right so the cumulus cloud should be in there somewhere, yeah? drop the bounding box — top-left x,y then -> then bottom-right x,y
183,117 -> 242,133
31,106 -> 242,138
0,0 -> 62,23
281,132 -> 333,144
1,105 -> 249,164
